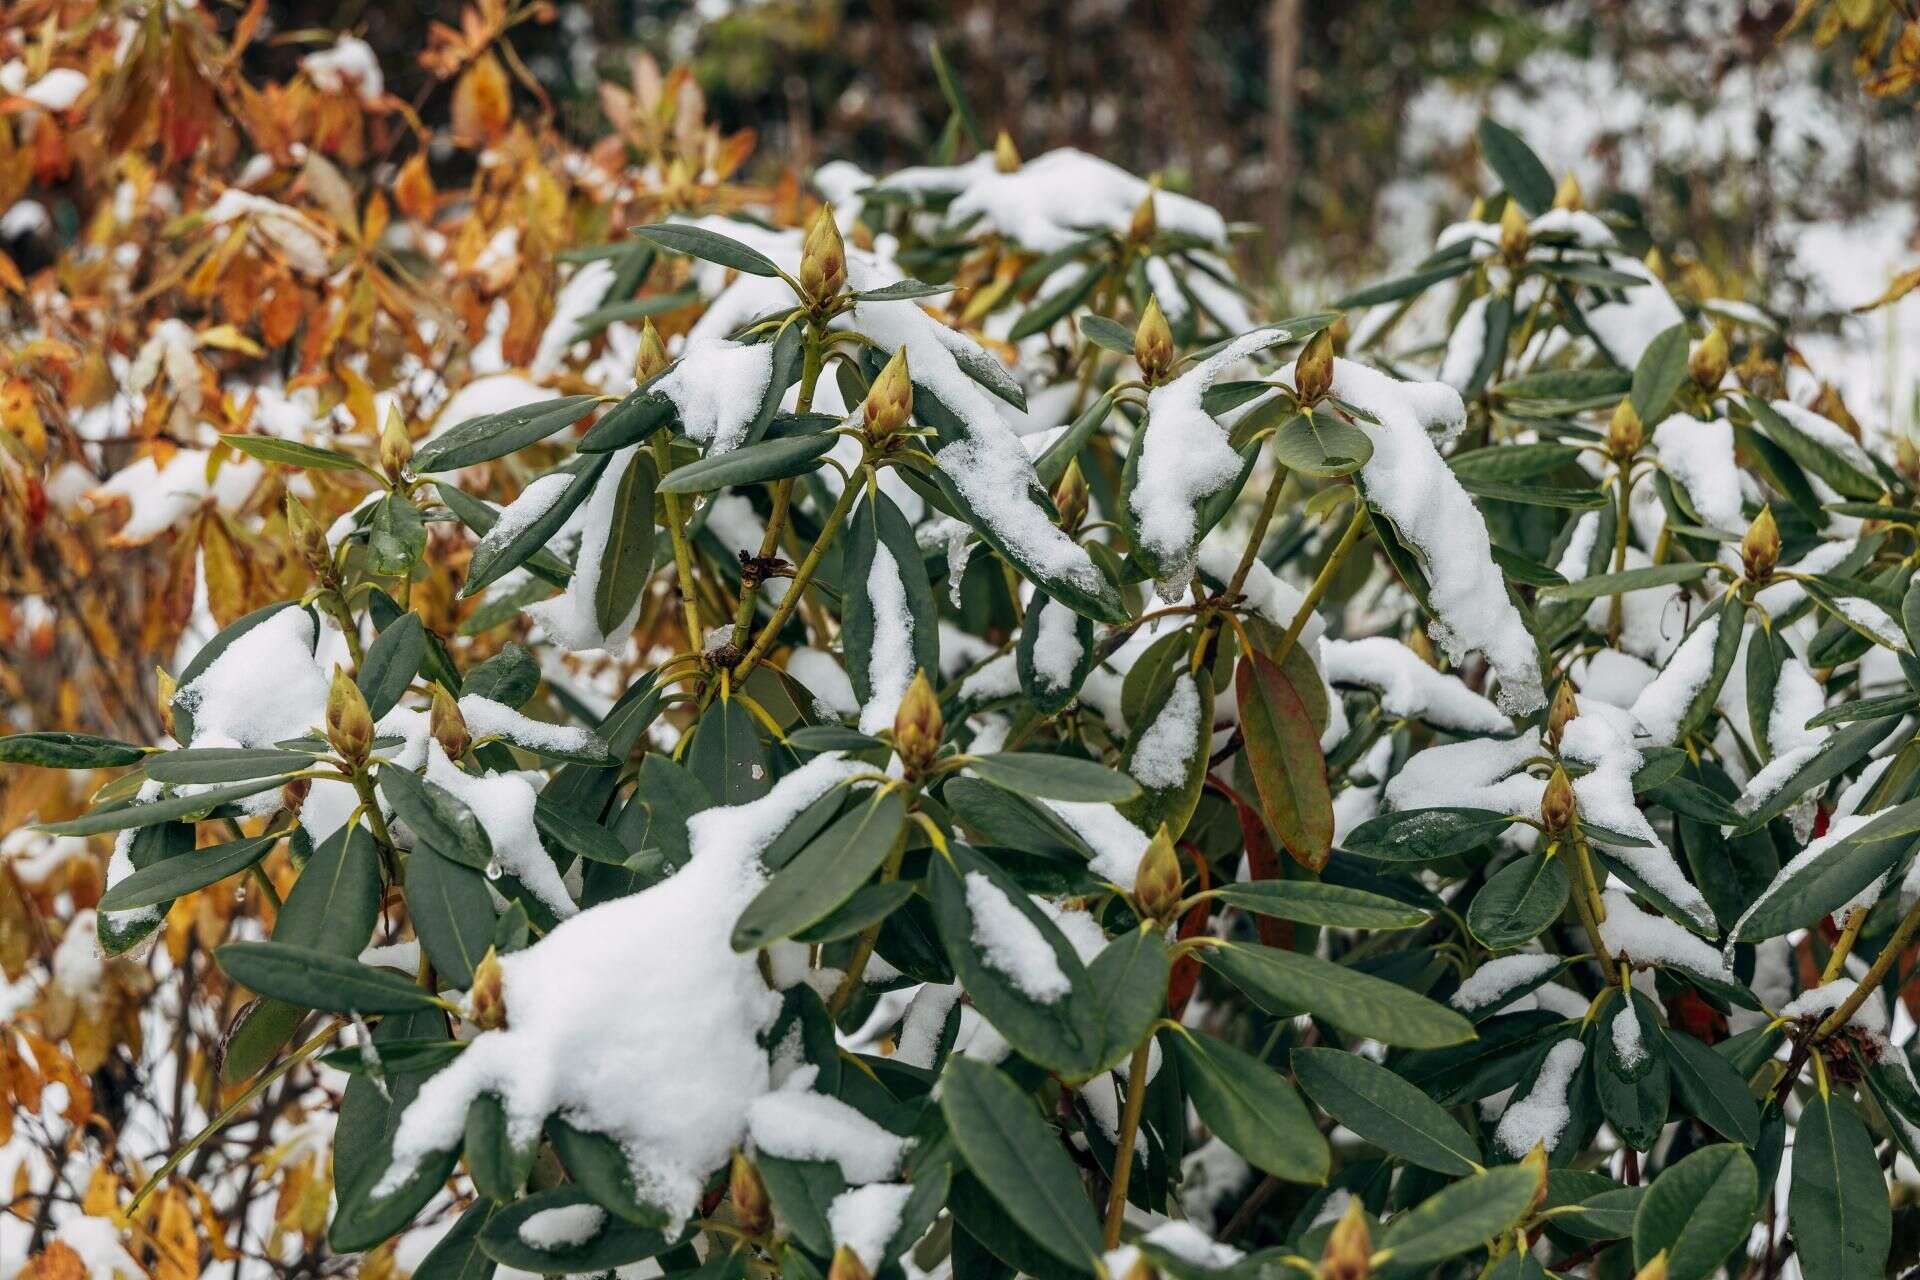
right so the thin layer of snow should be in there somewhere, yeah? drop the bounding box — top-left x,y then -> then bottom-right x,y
828,1182 -> 915,1271
1610,1000 -> 1647,1070
1452,954 -> 1561,1012
1493,1039 -> 1586,1156
1130,673 -> 1203,790
1599,890 -> 1730,980
857,542 -> 916,736
940,148 -> 1228,253
1320,636 -> 1509,733
459,695 -> 602,758
894,983 -> 962,1069
1628,612 -> 1723,747
1439,293 -> 1492,391
524,445 -> 648,652
1042,800 -> 1152,890
965,872 -> 1071,1003
517,1203 -> 605,1251
1027,595 -> 1083,693
1778,978 -> 1887,1044
423,744 -> 577,920
1383,728 -> 1546,814
653,337 -> 775,456
746,1087 -> 907,1184
1334,358 -> 1545,713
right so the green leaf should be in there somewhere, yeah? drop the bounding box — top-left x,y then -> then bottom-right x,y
577,390 -> 676,453
1634,1144 -> 1758,1280
1169,1029 -> 1328,1183
217,998 -> 308,1085
1379,1164 -> 1540,1267
1538,562 -> 1711,600
1457,478 -> 1608,510
657,430 -> 834,493
970,752 -> 1140,803
755,1155 -> 841,1257
1663,1028 -> 1761,1146
219,433 -> 372,473
1593,990 -> 1668,1150
1735,715 -> 1901,835
594,450 -> 658,636
1208,881 -> 1429,931
1010,266 -> 1101,340
379,766 -> 494,871
631,223 -> 784,278
1084,927 -> 1170,1071
854,278 -> 953,302
478,1188 -> 677,1274
1467,853 -> 1570,948
98,829 -> 283,911
1345,808 -> 1515,862
405,845 -> 496,988
1270,410 -> 1373,479
359,613 -> 427,720
1236,651 -> 1333,871
216,941 -> 443,1014
731,789 -> 906,949
842,491 -> 942,716
1333,258 -> 1473,309
275,824 -> 382,956
1202,941 -> 1474,1048
434,482 -> 571,587
1293,1046 -> 1482,1175
1631,324 -> 1690,425
412,395 -> 600,472
366,494 -> 428,576
1476,120 -> 1555,213
937,1059 -> 1104,1273
0,731 -> 147,769
686,696 -> 770,807
1746,396 -> 1882,501
410,1202 -> 493,1280
144,747 -> 311,785
463,455 -> 612,597
1450,443 -> 1584,482
38,776 -> 289,836
533,796 -> 629,866
1078,314 -> 1136,354
1790,1091 -> 1892,1280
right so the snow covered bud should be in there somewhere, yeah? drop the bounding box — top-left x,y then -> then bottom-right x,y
1546,679 -> 1579,752
863,347 -> 914,440
1606,398 -> 1643,460
1552,171 -> 1584,211
1318,1198 -> 1372,1280
800,204 -> 847,303
1539,765 -> 1576,835
466,946 -> 507,1031
729,1152 -> 772,1238
1688,327 -> 1728,391
1052,459 -> 1089,535
286,493 -> 332,579
1498,200 -> 1531,260
326,666 -> 374,765
1741,505 -> 1780,585
993,130 -> 1021,173
893,669 -> 943,771
1295,328 -> 1335,405
828,1246 -> 873,1280
379,407 -> 413,479
1632,1252 -> 1669,1280
155,666 -> 177,741
635,319 -> 670,383
1128,189 -> 1158,243
431,683 -> 469,761
1134,825 -> 1184,923
1134,297 -> 1175,385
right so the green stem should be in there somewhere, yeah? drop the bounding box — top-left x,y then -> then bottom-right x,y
653,432 -> 705,653
1813,893 -> 1920,1040
1607,464 -> 1636,644
733,469 -> 864,681
1273,499 -> 1369,662
730,328 -> 826,649
1103,1037 -> 1154,1249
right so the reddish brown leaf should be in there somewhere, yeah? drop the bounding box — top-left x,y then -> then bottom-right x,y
1235,651 -> 1334,871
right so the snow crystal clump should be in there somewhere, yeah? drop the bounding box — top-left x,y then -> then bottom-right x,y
966,872 -> 1072,1002
1494,1040 -> 1586,1156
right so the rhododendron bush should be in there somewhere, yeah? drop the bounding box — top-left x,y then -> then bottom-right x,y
6,5 -> 1920,1280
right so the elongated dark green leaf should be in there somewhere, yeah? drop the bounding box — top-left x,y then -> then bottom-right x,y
937,1059 -> 1103,1273
1631,325 -> 1689,425
1664,1029 -> 1760,1146
1791,1091 -> 1892,1280
577,390 -> 676,453
1468,853 -> 1570,948
732,790 -> 906,949
1293,1046 -> 1482,1175
1539,562 -> 1710,600
1345,807 -> 1515,862
1746,397 -> 1881,501
39,776 -> 288,836
1170,1029 -> 1328,1183
1078,314 -> 1136,354
144,747 -> 311,785
969,752 -> 1139,804
405,845 -> 495,988
359,613 -> 427,720
433,482 -> 570,586
1237,651 -> 1333,871
220,433 -> 371,473
216,941 -> 442,1013
1379,1164 -> 1540,1267
1209,881 -> 1428,930
1476,119 -> 1555,213
0,731 -> 147,769
379,766 -> 494,870
414,395 -> 601,472
686,696 -> 770,807
98,829 -> 284,911
856,278 -> 952,302
1634,1144 -> 1757,1280
1458,478 -> 1608,510
1736,715 -> 1901,835
463,455 -> 611,597
275,824 -> 382,956
1333,258 -> 1473,309
532,796 -> 629,866
478,1187 -> 677,1274
631,223 -> 783,277
657,431 -> 833,493
1084,928 -> 1170,1072
1203,942 -> 1473,1048
594,451 -> 657,636
1451,443 -> 1584,482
